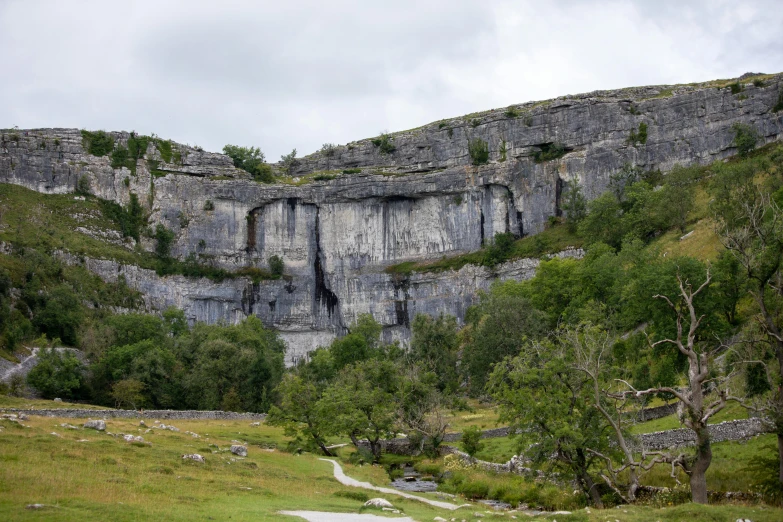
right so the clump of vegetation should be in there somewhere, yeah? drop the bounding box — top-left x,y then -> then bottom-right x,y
469,118 -> 481,128
26,347 -> 88,400
320,143 -> 337,157
280,149 -> 298,175
80,130 -> 114,157
773,91 -> 783,112
732,122 -> 758,156
504,107 -> 520,118
499,140 -> 507,162
533,142 -> 567,163
77,175 -> 91,195
203,200 -> 214,211
468,138 -> 489,165
155,139 -> 173,163
268,255 -> 284,277
342,168 -> 361,174
222,144 -> 274,183
99,194 -> 146,241
313,174 -> 336,181
447,127 -> 454,138
729,82 -> 744,95
460,425 -> 484,457
628,122 -> 648,146
371,133 -> 395,154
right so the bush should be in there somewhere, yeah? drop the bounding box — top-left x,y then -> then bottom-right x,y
729,82 -> 744,94
154,224 -> 176,259
773,91 -> 783,112
223,144 -> 274,182
533,142 -> 567,163
505,107 -> 520,118
342,168 -> 361,174
280,149 -> 298,175
203,200 -> 214,211
80,130 -> 114,157
733,122 -> 759,156
371,134 -> 395,154
26,347 -> 87,399
268,255 -> 284,277
460,425 -> 484,457
77,175 -> 91,195
321,143 -> 337,157
468,138 -> 489,165
99,194 -> 146,241
628,122 -> 648,146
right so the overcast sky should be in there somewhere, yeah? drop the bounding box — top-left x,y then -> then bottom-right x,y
1,0 -> 781,159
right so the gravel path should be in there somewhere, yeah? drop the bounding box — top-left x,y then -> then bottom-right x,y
319,458 -> 470,511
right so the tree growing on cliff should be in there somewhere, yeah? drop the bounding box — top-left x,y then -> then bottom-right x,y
222,144 -> 274,183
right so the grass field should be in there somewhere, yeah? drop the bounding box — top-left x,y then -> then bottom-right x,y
2,401 -> 783,521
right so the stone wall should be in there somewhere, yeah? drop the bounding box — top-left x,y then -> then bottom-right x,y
0,407 -> 267,421
638,418 -> 772,451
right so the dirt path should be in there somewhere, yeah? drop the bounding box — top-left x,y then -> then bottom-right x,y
319,458 -> 470,511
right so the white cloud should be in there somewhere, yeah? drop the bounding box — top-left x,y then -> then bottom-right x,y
0,0 -> 781,159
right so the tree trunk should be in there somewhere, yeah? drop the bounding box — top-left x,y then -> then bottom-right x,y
689,428 -> 712,504
317,441 -> 335,457
580,470 -> 604,508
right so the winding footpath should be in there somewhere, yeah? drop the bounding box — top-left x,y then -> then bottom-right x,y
318,458 -> 471,511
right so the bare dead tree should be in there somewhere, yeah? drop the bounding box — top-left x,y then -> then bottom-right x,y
617,267 -> 744,503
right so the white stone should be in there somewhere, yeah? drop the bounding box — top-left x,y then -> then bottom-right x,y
364,498 -> 394,509
83,419 -> 106,431
230,445 -> 247,457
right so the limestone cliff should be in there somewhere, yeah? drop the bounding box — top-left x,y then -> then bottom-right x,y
2,74 -> 782,363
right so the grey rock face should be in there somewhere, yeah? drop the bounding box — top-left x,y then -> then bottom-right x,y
2,76 -> 783,363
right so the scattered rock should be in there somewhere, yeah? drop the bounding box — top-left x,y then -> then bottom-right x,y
364,498 -> 394,509
736,519 -> 753,522
60,423 -> 79,430
18,413 -> 28,420
230,445 -> 247,457
139,420 -> 146,427
434,517 -> 448,521
83,419 -> 106,431
182,454 -> 205,463
154,423 -> 179,432
26,504 -> 46,509
250,422 -> 260,427
123,434 -> 144,443
50,432 -> 61,437
53,398 -> 62,402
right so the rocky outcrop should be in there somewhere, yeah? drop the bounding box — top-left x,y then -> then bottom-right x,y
2,74 -> 782,361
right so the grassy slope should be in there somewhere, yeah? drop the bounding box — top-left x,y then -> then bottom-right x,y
2,412 -> 782,522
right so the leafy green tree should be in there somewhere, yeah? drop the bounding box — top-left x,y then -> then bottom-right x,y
267,373 -> 336,456
462,287 -> 547,394
460,425 -> 484,458
320,358 -> 399,461
409,313 -> 459,392
280,149 -> 298,175
562,182 -> 587,233
268,255 -> 284,277
27,348 -> 87,399
32,286 -> 83,346
579,192 -> 624,248
222,144 -> 274,182
111,378 -> 146,409
733,122 -> 759,156
488,336 -> 609,507
154,224 -> 175,259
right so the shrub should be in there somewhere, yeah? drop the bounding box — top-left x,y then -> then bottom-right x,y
459,479 -> 490,499
203,200 -> 215,211
460,425 -> 484,457
223,144 -> 274,182
504,107 -> 520,118
77,175 -> 91,195
468,138 -> 489,165
80,130 -> 114,157
773,91 -> 783,112
268,255 -> 284,277
447,127 -> 454,138
371,133 -> 395,154
533,142 -> 567,163
499,140 -> 507,162
342,168 -> 361,174
156,139 -> 173,163
280,149 -> 298,175
154,224 -> 176,259
470,118 -> 481,128
729,82 -> 744,94
438,122 -> 448,129
26,347 -> 87,399
99,194 -> 146,241
123,177 -> 130,187
313,174 -> 335,181
733,122 -> 759,156
110,146 -> 129,169
320,143 -> 337,157
753,78 -> 765,87
628,122 -> 648,146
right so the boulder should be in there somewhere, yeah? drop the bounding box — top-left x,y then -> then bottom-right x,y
123,434 -> 144,443
230,445 -> 247,457
364,498 -> 394,509
182,453 -> 205,463
83,420 -> 106,431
